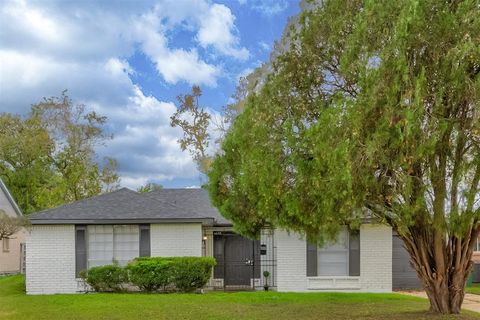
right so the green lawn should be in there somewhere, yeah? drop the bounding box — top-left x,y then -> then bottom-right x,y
466,284 -> 480,295
0,276 -> 478,320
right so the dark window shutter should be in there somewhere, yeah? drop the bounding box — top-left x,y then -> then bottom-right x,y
306,242 -> 318,276
349,230 -> 360,276
75,225 -> 87,277
139,224 -> 151,257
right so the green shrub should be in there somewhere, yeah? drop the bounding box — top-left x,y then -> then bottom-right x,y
127,259 -> 173,292
170,257 -> 216,292
80,264 -> 127,292
81,256 -> 216,293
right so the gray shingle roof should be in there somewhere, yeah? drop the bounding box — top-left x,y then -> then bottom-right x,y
147,188 -> 231,225
29,187 -> 231,226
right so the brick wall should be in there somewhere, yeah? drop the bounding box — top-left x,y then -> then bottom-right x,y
276,229 -> 308,291
26,223 -> 203,295
150,223 -> 202,257
275,224 -> 392,292
359,224 -> 392,292
26,225 -> 78,294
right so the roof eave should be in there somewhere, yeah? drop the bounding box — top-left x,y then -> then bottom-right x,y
29,217 -> 215,225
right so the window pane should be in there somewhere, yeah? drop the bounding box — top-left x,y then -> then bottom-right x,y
2,238 -> 9,252
113,225 -> 139,266
317,229 -> 349,276
87,225 -> 114,268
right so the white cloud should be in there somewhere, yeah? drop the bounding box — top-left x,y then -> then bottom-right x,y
134,8 -> 221,86
197,4 -> 249,60
237,0 -> 289,16
258,41 -> 270,52
93,86 -> 202,188
0,0 -> 245,188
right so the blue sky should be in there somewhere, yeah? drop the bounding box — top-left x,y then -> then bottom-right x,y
0,0 -> 300,189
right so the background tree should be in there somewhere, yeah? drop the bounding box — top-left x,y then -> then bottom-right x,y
170,86 -> 212,174
0,210 -> 29,241
208,0 -> 479,314
32,92 -> 119,202
0,113 -> 60,213
0,92 -> 119,213
137,182 -> 163,193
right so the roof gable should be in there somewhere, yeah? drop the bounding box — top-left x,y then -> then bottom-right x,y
0,178 -> 22,217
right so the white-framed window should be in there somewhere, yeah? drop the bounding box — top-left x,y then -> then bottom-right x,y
2,238 -> 9,252
307,228 -> 360,277
476,237 -> 480,252
87,225 -> 139,268
317,229 -> 349,276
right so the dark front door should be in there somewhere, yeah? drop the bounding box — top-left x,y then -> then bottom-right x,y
214,233 -> 260,287
224,234 -> 255,286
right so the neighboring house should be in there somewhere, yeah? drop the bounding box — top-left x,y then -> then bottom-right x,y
473,237 -> 480,282
25,188 -> 420,294
0,178 -> 25,274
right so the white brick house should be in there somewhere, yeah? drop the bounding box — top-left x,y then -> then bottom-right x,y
26,188 -> 417,294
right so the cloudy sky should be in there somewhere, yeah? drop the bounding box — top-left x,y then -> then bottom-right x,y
0,0 -> 299,189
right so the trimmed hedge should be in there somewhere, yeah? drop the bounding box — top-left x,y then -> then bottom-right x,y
126,258 -> 174,292
81,256 -> 216,293
170,257 -> 216,292
80,264 -> 127,292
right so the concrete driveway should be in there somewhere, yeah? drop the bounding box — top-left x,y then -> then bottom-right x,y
399,291 -> 480,314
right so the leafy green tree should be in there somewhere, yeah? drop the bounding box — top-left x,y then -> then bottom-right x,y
0,113 -> 61,213
137,182 -> 163,193
0,92 -> 119,213
208,0 -> 479,314
32,92 -> 119,202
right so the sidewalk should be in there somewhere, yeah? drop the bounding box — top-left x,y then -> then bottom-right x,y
399,291 -> 480,314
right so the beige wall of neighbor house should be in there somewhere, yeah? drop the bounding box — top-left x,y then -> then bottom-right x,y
0,180 -> 25,274
275,224 -> 392,292
473,236 -> 480,264
0,230 -> 25,274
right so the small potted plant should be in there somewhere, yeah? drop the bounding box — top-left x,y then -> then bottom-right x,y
263,271 -> 270,291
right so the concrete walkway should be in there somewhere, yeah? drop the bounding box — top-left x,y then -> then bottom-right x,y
399,291 -> 480,314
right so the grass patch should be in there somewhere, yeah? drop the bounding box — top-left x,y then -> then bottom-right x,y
466,283 -> 480,295
0,275 -> 478,320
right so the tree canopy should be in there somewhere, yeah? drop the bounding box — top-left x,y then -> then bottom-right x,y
137,182 -> 163,193
208,0 -> 479,314
0,92 -> 119,213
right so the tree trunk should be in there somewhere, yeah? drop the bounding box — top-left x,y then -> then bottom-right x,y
422,266 -> 470,314
401,229 -> 478,314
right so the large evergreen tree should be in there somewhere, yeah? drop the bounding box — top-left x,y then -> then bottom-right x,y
208,0 -> 479,314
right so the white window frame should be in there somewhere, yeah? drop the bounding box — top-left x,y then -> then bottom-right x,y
317,228 -> 349,276
86,225 -> 139,268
